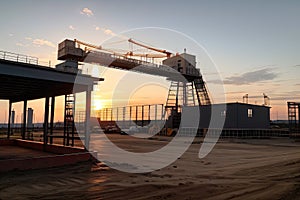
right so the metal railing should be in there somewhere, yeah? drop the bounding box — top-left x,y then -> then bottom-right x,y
0,50 -> 39,65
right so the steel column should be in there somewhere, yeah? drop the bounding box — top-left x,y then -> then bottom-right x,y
85,88 -> 92,149
43,97 -> 50,148
50,96 -> 55,144
7,100 -> 12,139
22,100 -> 27,139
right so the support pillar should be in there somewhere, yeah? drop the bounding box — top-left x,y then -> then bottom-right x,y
50,96 -> 55,144
43,97 -> 49,148
22,100 -> 27,140
85,88 -> 92,149
7,100 -> 12,139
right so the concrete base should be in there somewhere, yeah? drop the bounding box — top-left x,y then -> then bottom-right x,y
0,139 -> 97,172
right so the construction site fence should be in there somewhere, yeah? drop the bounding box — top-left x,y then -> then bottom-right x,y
158,128 -> 291,138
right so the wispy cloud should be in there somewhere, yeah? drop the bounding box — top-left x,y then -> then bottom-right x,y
32,39 -> 55,48
95,26 -> 100,31
16,42 -> 24,47
223,68 -> 278,85
80,7 -> 94,16
9,33 -> 13,37
69,25 -> 75,30
25,37 -> 32,40
102,28 -> 116,36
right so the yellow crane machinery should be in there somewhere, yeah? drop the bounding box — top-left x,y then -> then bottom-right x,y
74,39 -> 125,57
128,38 -> 173,58
124,51 -> 168,58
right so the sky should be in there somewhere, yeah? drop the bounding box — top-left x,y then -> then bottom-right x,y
0,0 -> 300,122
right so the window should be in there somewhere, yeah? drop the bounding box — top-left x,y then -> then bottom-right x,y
248,108 -> 253,118
221,110 -> 226,117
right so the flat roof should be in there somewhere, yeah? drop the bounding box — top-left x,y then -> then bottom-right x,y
196,102 -> 271,108
0,59 -> 103,102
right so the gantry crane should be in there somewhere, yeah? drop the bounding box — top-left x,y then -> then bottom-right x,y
57,38 -> 211,136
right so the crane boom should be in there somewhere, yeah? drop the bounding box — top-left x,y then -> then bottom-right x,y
124,52 -> 168,58
74,39 -> 125,56
74,39 -> 103,50
128,38 -> 172,58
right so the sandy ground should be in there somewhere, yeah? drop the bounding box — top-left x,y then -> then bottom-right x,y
0,135 -> 300,200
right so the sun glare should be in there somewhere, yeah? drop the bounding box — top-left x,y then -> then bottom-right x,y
94,99 -> 104,110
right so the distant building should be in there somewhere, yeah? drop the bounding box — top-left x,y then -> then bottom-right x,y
197,102 -> 270,129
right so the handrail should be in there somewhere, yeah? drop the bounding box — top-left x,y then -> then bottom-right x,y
0,50 -> 39,65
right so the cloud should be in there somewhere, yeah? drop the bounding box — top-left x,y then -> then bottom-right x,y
80,7 -> 94,16
69,25 -> 75,30
223,68 -> 278,85
32,39 -> 55,48
102,28 -> 116,36
16,42 -> 24,47
95,26 -> 100,31
25,37 -> 32,40
9,33 -> 13,37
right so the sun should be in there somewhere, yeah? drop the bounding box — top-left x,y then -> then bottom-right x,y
94,99 -> 104,110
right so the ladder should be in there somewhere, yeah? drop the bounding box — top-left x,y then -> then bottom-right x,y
64,94 -> 75,146
288,102 -> 299,135
194,77 -> 211,105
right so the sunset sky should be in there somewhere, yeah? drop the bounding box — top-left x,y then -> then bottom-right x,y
0,0 -> 300,122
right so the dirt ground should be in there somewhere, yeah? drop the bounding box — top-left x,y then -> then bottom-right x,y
0,135 -> 300,200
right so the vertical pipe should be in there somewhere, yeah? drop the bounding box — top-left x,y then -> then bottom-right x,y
116,107 -> 119,122
183,82 -> 187,106
142,106 -> 144,127
175,82 -> 179,112
123,107 -> 125,121
85,88 -> 92,149
154,104 -> 157,121
110,108 -> 113,121
50,96 -> 55,144
136,106 -> 138,125
43,97 -> 49,149
148,105 -> 151,121
71,95 -> 75,147
129,106 -> 132,126
63,95 -> 67,145
7,100 -> 12,139
161,104 -> 164,120
105,108 -> 108,121
22,100 -> 27,140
